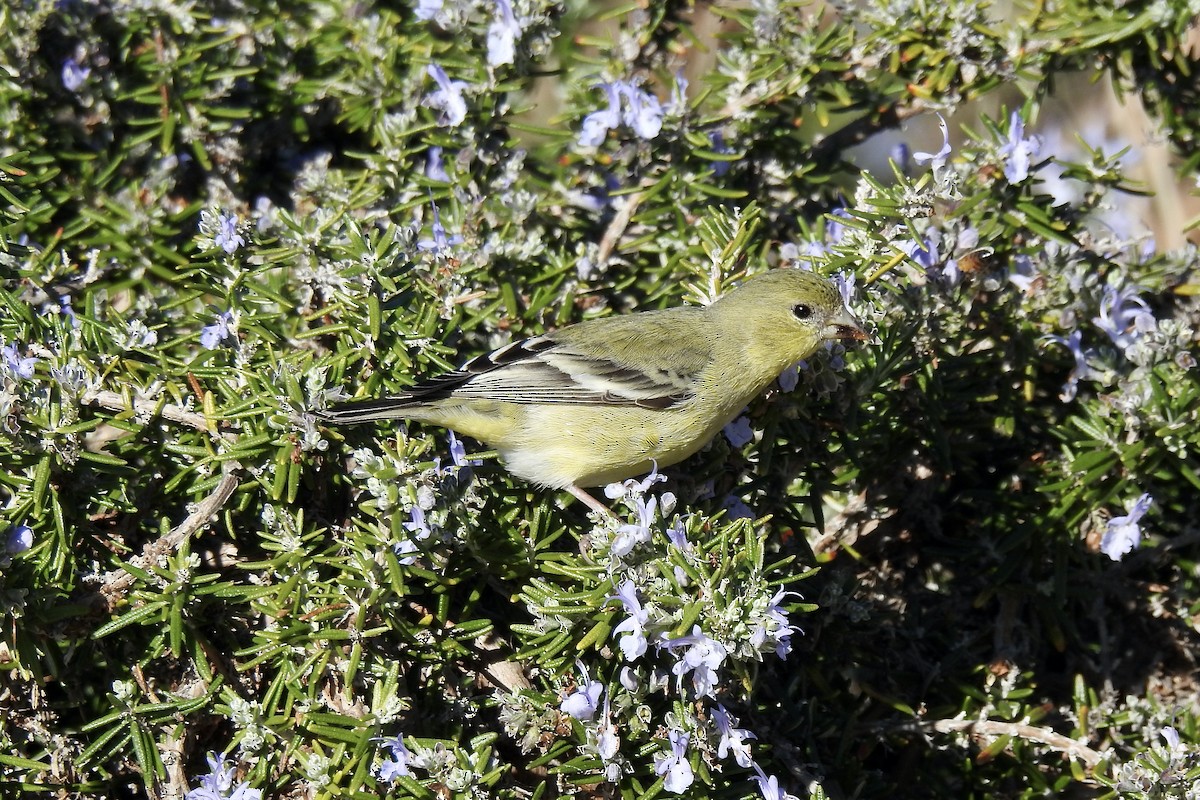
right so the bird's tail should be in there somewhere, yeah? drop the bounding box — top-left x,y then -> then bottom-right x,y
313,396 -> 423,425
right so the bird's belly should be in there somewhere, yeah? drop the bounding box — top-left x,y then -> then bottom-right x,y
499,402 -> 729,489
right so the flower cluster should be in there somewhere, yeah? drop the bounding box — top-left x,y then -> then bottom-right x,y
200,311 -> 236,350
416,200 -> 466,259
1111,726 -> 1200,798
2,342 -> 37,383
1043,279 -> 1167,404
373,733 -> 493,798
347,432 -> 475,564
578,75 -> 686,147
519,467 -> 811,795
197,210 -> 246,255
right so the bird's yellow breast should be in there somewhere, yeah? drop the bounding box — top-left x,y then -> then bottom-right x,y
499,403 -> 715,488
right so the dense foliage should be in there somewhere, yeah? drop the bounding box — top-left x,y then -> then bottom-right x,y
2,0 -> 1199,798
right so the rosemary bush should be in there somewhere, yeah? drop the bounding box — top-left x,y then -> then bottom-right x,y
2,1 -> 1199,798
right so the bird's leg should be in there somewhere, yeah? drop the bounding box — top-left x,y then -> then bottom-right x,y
566,484 -> 615,518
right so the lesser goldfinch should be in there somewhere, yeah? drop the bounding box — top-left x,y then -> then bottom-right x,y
317,269 -> 866,513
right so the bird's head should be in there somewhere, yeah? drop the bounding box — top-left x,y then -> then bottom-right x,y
715,268 -> 867,376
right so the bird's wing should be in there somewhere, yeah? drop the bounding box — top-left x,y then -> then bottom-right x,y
411,312 -> 713,409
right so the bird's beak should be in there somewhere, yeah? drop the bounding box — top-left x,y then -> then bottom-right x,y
824,308 -> 868,342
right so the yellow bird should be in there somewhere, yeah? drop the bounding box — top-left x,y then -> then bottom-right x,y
317,269 -> 866,514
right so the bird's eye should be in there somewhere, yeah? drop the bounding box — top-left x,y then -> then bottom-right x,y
792,303 -> 813,321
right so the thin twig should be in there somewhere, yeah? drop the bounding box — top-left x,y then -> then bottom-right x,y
159,732 -> 187,800
86,388 -> 245,609
99,460 -> 242,610
892,717 -> 1106,768
597,190 -> 644,266
84,389 -> 234,441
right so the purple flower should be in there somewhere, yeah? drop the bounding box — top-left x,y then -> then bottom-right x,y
723,415 -> 753,447
185,753 -> 261,800
904,229 -> 962,286
708,130 -> 735,176
1138,237 -> 1157,262
416,202 -> 464,256
751,762 -> 797,800
661,625 -> 726,698
213,213 -> 244,254
825,206 -> 851,244
561,682 -> 603,721
424,64 -> 468,127
1043,329 -> 1092,402
56,296 -> 80,328
712,704 -> 756,767
447,431 -> 476,469
1101,493 -> 1152,561
578,80 -> 664,146
621,82 -> 663,140
610,494 -> 658,558
425,146 -> 450,182
579,83 -> 623,147
560,663 -> 603,721
394,538 -> 419,565
487,0 -> 522,67
3,344 -> 37,380
721,495 -> 755,522
665,518 -> 692,553
902,234 -> 940,272
890,141 -> 911,171
751,589 -> 800,659
436,431 -> 477,479
833,271 -> 856,308
957,226 -> 980,250
823,340 -> 848,372
611,579 -> 649,661
997,110 -> 1042,183
200,311 -> 234,350
402,506 -> 432,540
1162,726 -> 1183,753
597,698 -> 620,760
254,196 -> 277,233
668,70 -> 688,114
1008,254 -> 1038,293
777,364 -> 799,392
375,734 -> 413,782
396,505 -> 434,565
605,461 -> 667,499
1093,285 -> 1155,351
913,113 -> 951,182
61,57 -> 90,92
6,524 -> 33,555
413,0 -> 442,21
653,730 -> 694,794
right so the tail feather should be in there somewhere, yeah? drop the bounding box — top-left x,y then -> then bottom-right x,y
315,396 -> 422,425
